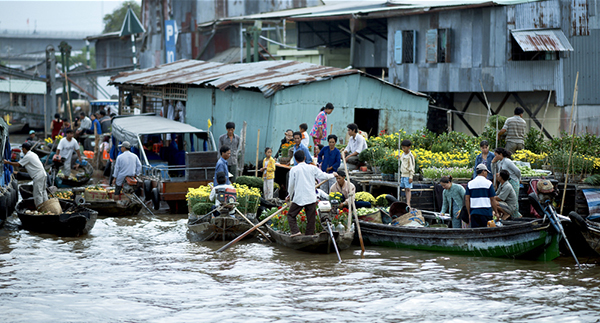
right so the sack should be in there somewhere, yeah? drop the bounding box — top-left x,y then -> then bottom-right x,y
38,198 -> 62,214
392,209 -> 425,226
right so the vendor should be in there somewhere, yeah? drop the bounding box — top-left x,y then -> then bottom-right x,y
275,129 -> 294,158
494,170 -> 520,220
26,130 -> 37,142
56,129 -> 83,177
343,123 -> 367,170
329,170 -> 355,207
4,142 -> 48,207
111,141 -> 142,195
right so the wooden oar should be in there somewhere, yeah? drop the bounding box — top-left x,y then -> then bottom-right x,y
235,208 -> 271,242
341,151 -> 365,255
216,203 -> 288,253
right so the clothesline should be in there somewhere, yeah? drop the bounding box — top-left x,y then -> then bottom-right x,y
429,105 -> 568,121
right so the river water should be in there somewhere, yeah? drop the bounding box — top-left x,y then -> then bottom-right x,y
0,211 -> 599,323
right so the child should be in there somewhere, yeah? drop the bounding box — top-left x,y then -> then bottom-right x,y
400,139 -> 415,208
299,123 -> 310,150
259,147 -> 276,199
313,144 -> 324,165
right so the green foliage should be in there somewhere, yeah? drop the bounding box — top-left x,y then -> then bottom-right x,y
584,174 -> 600,185
192,203 -> 213,216
358,146 -> 387,164
524,128 -> 548,154
235,176 -> 264,190
479,115 -> 508,150
379,153 -> 399,174
407,128 -> 436,150
103,1 -> 142,33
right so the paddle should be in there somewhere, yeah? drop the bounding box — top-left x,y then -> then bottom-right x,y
216,203 -> 288,253
341,151 -> 365,256
325,220 -> 342,262
235,208 -> 271,243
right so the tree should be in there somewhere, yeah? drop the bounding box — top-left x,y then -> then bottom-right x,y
103,1 -> 142,34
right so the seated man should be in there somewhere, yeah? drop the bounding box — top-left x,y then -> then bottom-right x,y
494,169 -> 519,220
343,123 -> 367,170
111,141 -> 142,195
209,172 -> 236,217
329,170 -> 356,208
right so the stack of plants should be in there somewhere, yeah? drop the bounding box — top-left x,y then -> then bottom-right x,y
186,182 -> 262,215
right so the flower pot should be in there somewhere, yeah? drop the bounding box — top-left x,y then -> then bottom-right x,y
278,157 -> 291,165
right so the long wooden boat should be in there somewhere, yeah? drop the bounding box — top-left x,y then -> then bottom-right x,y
265,225 -> 355,254
187,214 -> 258,242
16,198 -> 97,237
580,219 -> 600,256
358,218 -> 560,260
20,184 -> 143,217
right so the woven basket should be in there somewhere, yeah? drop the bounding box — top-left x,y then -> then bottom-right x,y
37,198 -> 63,214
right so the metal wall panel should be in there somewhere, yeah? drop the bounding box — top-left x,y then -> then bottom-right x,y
511,0 -> 561,29
562,29 -> 600,105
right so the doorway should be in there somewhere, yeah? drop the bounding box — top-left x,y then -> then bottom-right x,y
354,108 -> 379,137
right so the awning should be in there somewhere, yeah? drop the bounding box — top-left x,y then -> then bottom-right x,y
111,115 -> 207,147
511,29 -> 573,52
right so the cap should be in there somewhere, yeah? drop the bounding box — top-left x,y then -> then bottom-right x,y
476,163 -> 489,172
119,141 -> 131,149
29,130 -> 35,135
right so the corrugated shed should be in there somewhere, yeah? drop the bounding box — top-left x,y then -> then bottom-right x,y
510,29 -> 573,51
507,0 -> 561,29
110,59 -> 427,98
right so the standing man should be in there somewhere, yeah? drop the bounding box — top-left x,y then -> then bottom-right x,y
4,142 -> 47,207
286,150 -> 336,237
465,164 -> 499,228
291,131 -> 312,165
56,129 -> 83,177
111,141 -> 142,195
98,110 -> 112,134
218,122 -> 240,182
343,123 -> 367,170
76,112 -> 92,136
498,107 -> 527,154
90,113 -> 102,135
214,146 -> 231,186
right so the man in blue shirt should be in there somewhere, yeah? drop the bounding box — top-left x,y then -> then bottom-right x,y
317,134 -> 341,192
90,114 -> 102,135
465,164 -> 499,228
292,131 -> 312,165
214,146 -> 231,186
111,141 -> 142,195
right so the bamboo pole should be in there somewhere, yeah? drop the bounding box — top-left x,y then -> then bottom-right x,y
480,80 -> 492,125
342,150 -> 365,256
239,121 -> 247,178
255,129 -> 260,177
560,72 -> 579,215
64,69 -> 73,125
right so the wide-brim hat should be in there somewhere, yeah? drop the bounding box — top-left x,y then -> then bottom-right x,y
537,179 -> 554,193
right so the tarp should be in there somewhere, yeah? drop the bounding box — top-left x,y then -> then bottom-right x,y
111,115 -> 207,147
582,188 -> 600,220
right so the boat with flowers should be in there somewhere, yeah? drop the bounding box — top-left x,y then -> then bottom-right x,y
186,183 -> 262,241
357,204 -> 560,260
262,200 -> 355,254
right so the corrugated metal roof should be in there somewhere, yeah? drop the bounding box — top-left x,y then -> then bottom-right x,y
511,29 -> 574,51
110,59 -> 428,98
225,0 -> 540,21
0,80 -> 46,94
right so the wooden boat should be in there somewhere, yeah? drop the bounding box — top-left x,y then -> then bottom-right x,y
265,224 -> 355,254
187,214 -> 258,242
21,184 -> 143,217
16,198 -> 97,237
358,218 -> 560,260
583,220 -> 600,256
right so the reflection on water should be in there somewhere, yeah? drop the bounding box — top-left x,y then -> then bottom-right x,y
0,213 -> 599,323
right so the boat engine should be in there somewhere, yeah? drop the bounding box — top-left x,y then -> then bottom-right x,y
318,199 -> 339,223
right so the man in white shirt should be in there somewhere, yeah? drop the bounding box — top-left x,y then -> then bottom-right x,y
76,112 -> 92,136
286,149 -> 336,237
4,142 -> 48,206
343,123 -> 367,170
209,172 -> 236,216
56,129 -> 83,177
111,141 -> 142,195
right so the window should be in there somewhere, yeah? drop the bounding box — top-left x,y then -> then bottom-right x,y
394,30 -> 416,64
426,28 -> 451,63
510,36 -> 558,61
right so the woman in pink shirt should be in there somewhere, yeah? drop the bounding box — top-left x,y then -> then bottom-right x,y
309,103 -> 334,147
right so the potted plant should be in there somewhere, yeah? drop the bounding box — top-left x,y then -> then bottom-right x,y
278,142 -> 294,165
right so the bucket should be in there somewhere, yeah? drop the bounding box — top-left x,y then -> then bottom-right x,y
37,198 -> 63,214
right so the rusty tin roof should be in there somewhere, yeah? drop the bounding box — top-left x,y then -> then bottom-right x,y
110,59 -> 427,98
511,29 -> 574,52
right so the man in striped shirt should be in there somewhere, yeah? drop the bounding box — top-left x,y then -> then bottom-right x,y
498,107 -> 527,154
465,164 -> 500,228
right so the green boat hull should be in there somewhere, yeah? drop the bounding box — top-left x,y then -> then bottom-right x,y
359,220 -> 560,260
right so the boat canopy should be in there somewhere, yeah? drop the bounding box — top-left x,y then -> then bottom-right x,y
112,115 -> 209,146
